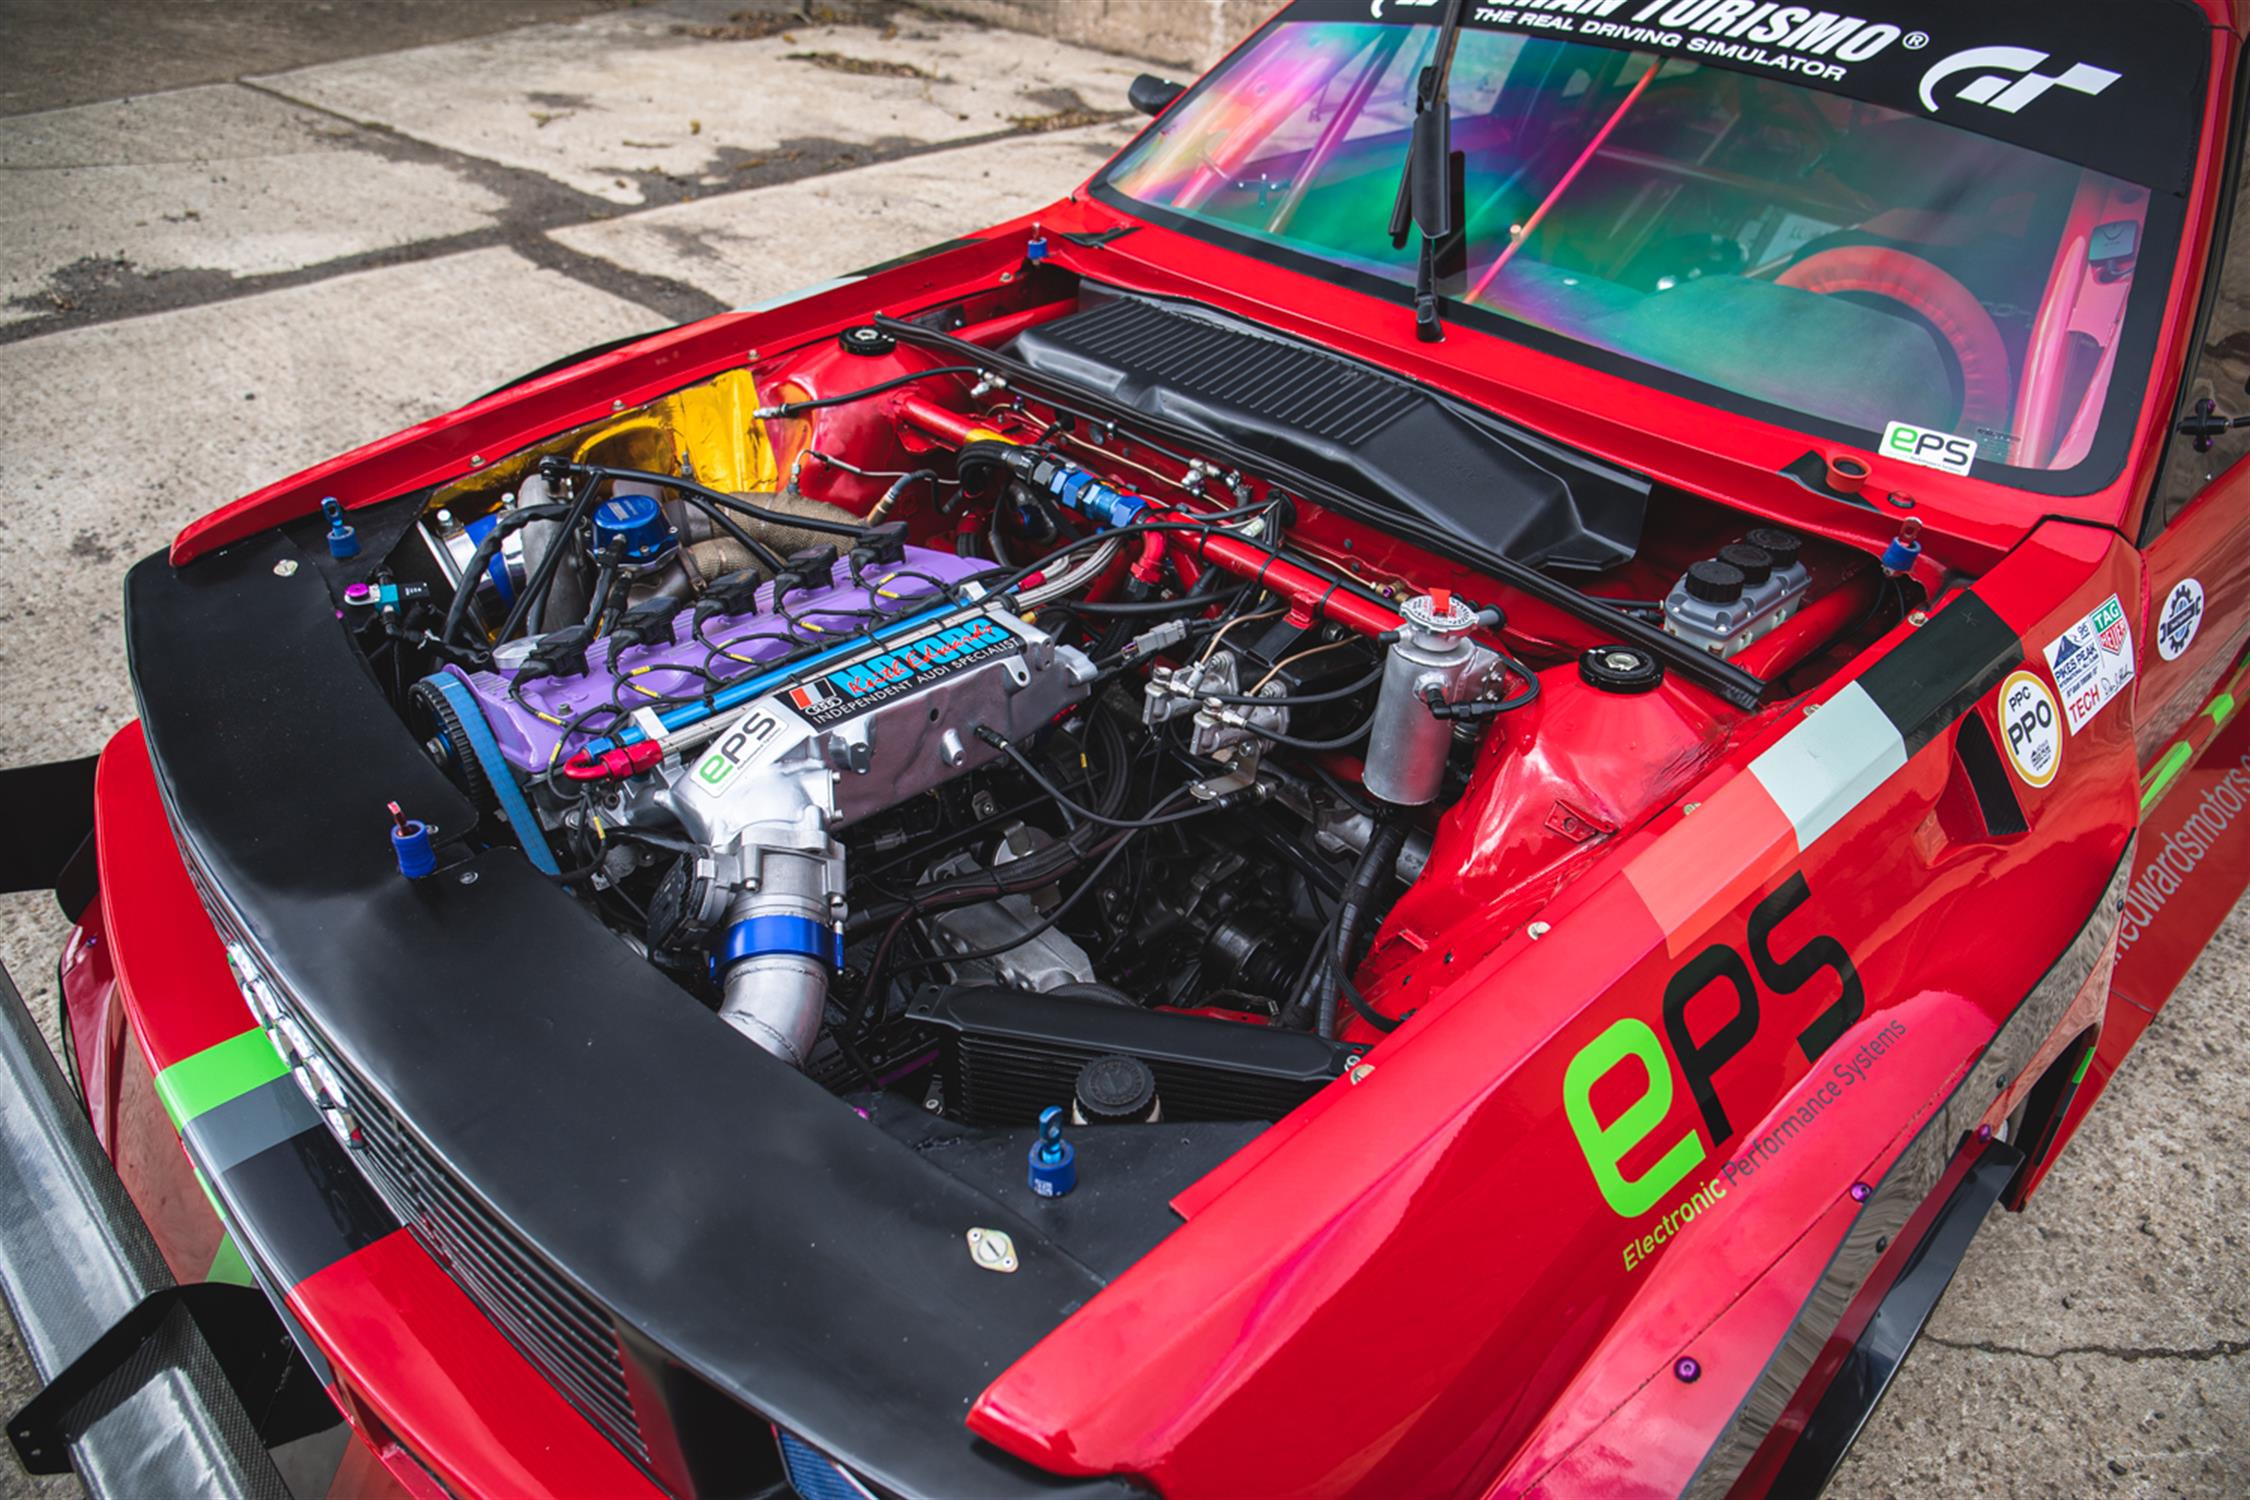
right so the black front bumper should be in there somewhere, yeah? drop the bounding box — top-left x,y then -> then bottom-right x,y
0,961 -> 292,1499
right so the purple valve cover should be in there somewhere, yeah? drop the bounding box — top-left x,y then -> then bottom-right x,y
442,544 -> 991,773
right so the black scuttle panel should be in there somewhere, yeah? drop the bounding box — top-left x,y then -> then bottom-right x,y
1009,292 -> 1647,570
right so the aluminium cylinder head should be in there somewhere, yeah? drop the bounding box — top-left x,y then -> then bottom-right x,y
1364,592 -> 1492,807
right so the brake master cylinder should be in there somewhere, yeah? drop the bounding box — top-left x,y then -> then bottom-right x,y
1364,590 -> 1497,806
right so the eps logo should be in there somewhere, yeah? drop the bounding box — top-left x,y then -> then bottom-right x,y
691,710 -> 779,795
1881,420 -> 1978,476
1564,875 -> 1864,1217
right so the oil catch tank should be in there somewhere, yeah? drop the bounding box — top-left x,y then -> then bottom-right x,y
1364,591 -> 1495,807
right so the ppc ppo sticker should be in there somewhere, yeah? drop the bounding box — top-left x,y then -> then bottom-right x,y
1998,670 -> 2062,788
2043,594 -> 2136,735
2156,578 -> 2206,662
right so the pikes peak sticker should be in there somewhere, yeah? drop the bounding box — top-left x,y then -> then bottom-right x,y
2043,594 -> 2136,735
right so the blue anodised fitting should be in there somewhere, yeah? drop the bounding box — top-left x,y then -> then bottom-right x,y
1045,463 -> 1146,529
388,801 -> 434,880
1025,230 -> 1049,264
721,915 -> 843,970
322,496 -> 359,558
1027,1105 -> 1077,1198
1880,519 -> 1924,577
590,493 -> 676,566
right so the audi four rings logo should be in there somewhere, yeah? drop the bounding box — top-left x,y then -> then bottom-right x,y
1918,47 -> 2121,116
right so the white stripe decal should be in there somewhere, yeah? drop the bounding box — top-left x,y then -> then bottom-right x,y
1750,683 -> 1909,848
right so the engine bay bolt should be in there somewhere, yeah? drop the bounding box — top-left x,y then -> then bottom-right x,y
1976,1123 -> 1994,1141
1027,1106 -> 1076,1198
272,558 -> 298,577
1908,609 -> 1930,627
321,497 -> 359,559
469,454 -> 484,468
1674,1356 -> 1702,1383
1527,921 -> 1551,940
1848,1182 -> 1872,1202
1349,1063 -> 1375,1084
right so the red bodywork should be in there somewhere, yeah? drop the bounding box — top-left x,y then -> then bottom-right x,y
53,2 -> 2250,1495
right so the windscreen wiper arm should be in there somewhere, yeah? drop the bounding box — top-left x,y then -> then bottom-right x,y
1386,0 -> 1472,343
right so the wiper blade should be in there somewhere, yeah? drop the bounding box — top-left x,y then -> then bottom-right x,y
1386,0 -> 1472,344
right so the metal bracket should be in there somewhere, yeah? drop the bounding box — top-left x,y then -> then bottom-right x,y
7,1282 -> 331,1475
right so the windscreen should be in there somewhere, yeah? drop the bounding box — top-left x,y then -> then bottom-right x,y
1099,1 -> 2207,491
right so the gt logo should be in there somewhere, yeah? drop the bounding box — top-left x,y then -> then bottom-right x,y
1564,875 -> 1865,1217
1882,420 -> 1977,476
1918,47 -> 2120,117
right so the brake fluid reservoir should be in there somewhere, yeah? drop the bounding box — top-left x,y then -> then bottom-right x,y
1365,590 -> 1487,807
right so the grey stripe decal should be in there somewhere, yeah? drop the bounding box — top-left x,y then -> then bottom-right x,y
181,1075 -> 321,1176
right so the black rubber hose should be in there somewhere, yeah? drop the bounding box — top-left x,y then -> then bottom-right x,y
438,502 -> 572,650
758,365 -> 985,419
497,484 -> 604,646
1318,817 -> 1409,1039
567,462 -> 867,547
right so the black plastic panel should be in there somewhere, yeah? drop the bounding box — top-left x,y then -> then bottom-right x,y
911,984 -> 1352,1127
1010,292 -> 1647,570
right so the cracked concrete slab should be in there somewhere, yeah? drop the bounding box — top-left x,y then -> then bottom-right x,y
0,85 -> 512,327
0,0 -> 625,118
249,6 -> 1147,206
0,245 -> 656,779
1834,904 -> 2250,1496
547,117 -> 1135,305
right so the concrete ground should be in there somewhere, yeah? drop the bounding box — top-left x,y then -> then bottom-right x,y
0,3 -> 2241,1497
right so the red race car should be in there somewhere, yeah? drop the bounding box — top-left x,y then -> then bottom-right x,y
4,1 -> 2246,1495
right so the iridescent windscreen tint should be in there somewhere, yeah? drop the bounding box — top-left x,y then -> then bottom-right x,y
1103,22 -> 2163,479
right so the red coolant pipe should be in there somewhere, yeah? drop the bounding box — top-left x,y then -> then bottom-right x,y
893,391 -> 1402,637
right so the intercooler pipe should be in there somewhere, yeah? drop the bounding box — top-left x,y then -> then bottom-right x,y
716,841 -> 841,1069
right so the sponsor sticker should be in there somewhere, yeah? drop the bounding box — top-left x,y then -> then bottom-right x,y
2156,578 -> 2206,662
1998,670 -> 2062,788
2043,593 -> 2136,734
1881,420 -> 1978,475
787,613 -> 1022,727
691,708 -> 781,797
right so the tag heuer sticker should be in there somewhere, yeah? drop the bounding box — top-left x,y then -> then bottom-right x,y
2156,578 -> 2206,662
1998,671 -> 2062,788
2043,594 -> 2136,735
1881,420 -> 1978,475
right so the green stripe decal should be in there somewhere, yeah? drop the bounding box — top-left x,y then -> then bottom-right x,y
2071,1046 -> 2096,1085
154,1028 -> 288,1131
2209,692 -> 2237,729
2141,741 -> 2195,814
206,1232 -> 256,1288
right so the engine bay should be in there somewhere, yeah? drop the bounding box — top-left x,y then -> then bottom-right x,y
341,275 -> 1911,1139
